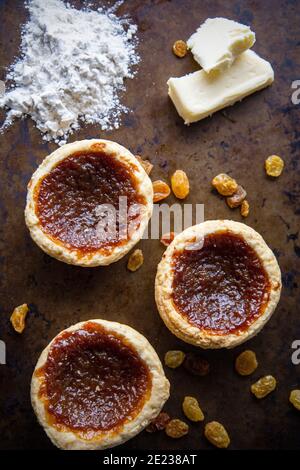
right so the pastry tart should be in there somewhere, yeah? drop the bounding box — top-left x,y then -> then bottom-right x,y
31,319 -> 169,450
25,139 -> 153,266
155,220 -> 281,349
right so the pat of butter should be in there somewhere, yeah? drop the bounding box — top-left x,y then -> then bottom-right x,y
167,50 -> 274,124
187,17 -> 256,74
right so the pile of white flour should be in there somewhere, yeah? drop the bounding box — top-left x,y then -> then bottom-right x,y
0,0 -> 139,144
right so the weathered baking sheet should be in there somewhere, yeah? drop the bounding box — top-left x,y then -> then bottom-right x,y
0,0 -> 299,450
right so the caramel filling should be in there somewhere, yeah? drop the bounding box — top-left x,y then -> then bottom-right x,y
172,231 -> 271,335
36,151 -> 145,254
37,322 -> 151,434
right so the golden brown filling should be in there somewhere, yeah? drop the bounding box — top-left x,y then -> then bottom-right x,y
172,231 -> 271,335
38,322 -> 151,433
36,151 -> 145,254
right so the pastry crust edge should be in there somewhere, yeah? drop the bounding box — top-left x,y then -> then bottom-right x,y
31,319 -> 170,450
25,139 -> 153,267
155,220 -> 281,349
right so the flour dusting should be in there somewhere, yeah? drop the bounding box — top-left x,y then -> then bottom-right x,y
0,0 -> 139,144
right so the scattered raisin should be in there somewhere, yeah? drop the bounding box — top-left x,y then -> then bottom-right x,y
160,232 -> 175,247
183,352 -> 210,376
211,173 -> 238,196
152,180 -> 171,202
165,419 -> 189,438
226,185 -> 247,208
127,249 -> 144,272
135,155 -> 153,175
289,390 -> 300,411
164,350 -> 185,369
235,350 -> 258,376
265,155 -> 284,177
10,304 -> 29,333
240,199 -> 250,217
146,412 -> 171,432
172,40 -> 188,58
171,170 -> 190,199
251,375 -> 277,398
182,396 -> 204,422
204,421 -> 230,449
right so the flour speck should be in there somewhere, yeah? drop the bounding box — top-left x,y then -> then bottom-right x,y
0,0 -> 140,144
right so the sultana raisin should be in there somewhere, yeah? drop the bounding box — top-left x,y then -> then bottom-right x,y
171,170 -> 190,199
265,155 -> 284,177
212,173 -> 238,196
226,185 -> 247,208
135,155 -> 153,175
146,412 -> 171,432
10,304 -> 29,333
172,40 -> 188,58
160,232 -> 175,247
182,396 -> 204,422
235,350 -> 258,376
165,419 -> 189,438
204,421 -> 230,449
152,180 -> 171,202
164,350 -> 185,369
251,375 -> 277,398
240,199 -> 250,217
289,390 -> 300,411
183,352 -> 210,376
127,249 -> 144,272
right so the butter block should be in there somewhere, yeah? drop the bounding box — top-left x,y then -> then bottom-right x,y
167,50 -> 274,124
187,17 -> 256,74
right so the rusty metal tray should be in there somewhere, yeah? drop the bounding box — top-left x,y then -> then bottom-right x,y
0,0 -> 299,450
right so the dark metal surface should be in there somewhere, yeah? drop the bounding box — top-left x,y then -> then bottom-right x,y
0,0 -> 299,450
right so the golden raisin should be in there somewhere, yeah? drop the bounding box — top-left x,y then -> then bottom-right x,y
135,155 -> 153,175
212,173 -> 238,196
172,40 -> 188,58
165,419 -> 189,438
204,421 -> 230,449
171,170 -> 190,199
265,155 -> 284,177
146,412 -> 171,432
235,350 -> 258,376
251,375 -> 277,398
127,249 -> 144,272
160,232 -> 175,247
164,350 -> 185,369
183,352 -> 210,376
152,180 -> 171,202
240,199 -> 250,217
10,304 -> 29,333
289,390 -> 300,411
226,185 -> 247,208
182,396 -> 204,422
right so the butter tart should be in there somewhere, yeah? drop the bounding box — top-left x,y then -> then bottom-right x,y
25,139 -> 153,266
31,319 -> 170,450
155,220 -> 281,349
